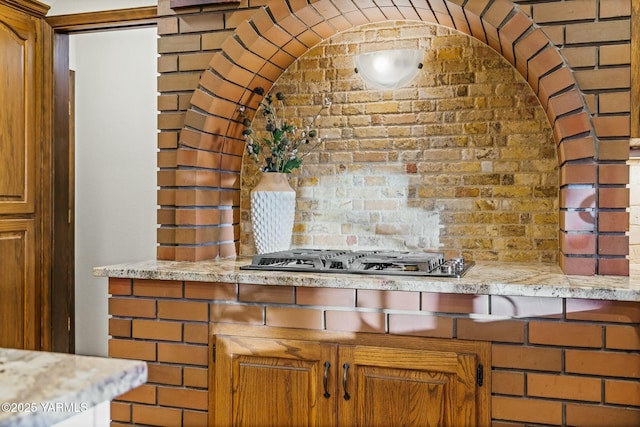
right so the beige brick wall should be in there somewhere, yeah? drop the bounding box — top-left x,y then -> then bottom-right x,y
239,21 -> 558,263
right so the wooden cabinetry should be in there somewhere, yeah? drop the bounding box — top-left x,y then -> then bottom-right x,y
211,324 -> 490,426
0,0 -> 51,350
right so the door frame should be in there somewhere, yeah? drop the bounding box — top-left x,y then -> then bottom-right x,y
47,6 -> 157,353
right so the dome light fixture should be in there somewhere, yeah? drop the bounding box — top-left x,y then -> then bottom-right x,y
354,49 -> 424,90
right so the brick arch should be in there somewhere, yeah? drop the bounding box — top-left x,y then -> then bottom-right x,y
162,0 -> 609,275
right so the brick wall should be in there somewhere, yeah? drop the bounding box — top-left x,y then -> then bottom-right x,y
156,0 -> 632,275
108,277 -> 640,426
630,159 -> 639,264
238,21 -> 559,264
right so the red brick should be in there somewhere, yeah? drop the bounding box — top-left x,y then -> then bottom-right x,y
157,386 -> 208,410
109,318 -> 131,338
492,370 -> 525,396
158,300 -> 209,321
117,384 -> 157,404
147,363 -> 182,386
109,339 -> 156,362
529,321 -> 602,347
238,284 -> 294,304
133,279 -> 183,298
132,404 -> 182,427
158,343 -> 208,366
527,373 -> 601,402
566,403 -> 640,427
457,318 -> 525,343
606,325 -> 640,350
110,401 -> 131,422
388,313 -> 454,338
565,349 -> 640,378
422,293 -> 488,314
492,396 -> 562,425
325,310 -> 385,333
184,281 -> 236,300
184,323 -> 209,344
132,319 -> 183,342
109,298 -> 156,318
357,289 -> 420,310
184,367 -> 208,388
490,296 -> 562,318
492,345 -> 562,372
109,278 -> 132,296
605,379 -> 640,406
210,303 -> 264,324
296,287 -> 356,307
566,299 -> 640,323
265,306 -> 323,329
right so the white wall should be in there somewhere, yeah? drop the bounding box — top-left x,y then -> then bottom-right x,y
72,28 -> 157,356
43,0 -> 156,16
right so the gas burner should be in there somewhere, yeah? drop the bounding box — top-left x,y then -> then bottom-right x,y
241,249 -> 473,278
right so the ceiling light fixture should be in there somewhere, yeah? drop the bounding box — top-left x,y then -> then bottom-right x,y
354,49 -> 424,90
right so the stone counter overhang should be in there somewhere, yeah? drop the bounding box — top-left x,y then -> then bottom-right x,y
94,258 -> 640,302
0,349 -> 147,427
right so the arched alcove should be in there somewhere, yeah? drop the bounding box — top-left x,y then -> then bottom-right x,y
160,0 -> 619,276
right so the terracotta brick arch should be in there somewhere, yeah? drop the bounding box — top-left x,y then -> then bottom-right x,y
162,0 -> 623,276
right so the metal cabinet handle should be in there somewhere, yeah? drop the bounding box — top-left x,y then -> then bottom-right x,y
342,363 -> 351,401
323,361 -> 331,398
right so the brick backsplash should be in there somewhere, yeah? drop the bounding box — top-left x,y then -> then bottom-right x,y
156,0 -> 633,275
108,277 -> 640,426
237,21 -> 559,264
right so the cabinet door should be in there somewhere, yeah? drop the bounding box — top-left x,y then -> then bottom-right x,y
0,219 -> 36,349
338,345 -> 480,427
0,3 -> 38,214
214,335 -> 338,427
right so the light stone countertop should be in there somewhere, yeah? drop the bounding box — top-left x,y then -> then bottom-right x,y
0,348 -> 147,427
94,258 -> 640,302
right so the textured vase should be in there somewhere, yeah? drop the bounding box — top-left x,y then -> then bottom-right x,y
251,172 -> 296,254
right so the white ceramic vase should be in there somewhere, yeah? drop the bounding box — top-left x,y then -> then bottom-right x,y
250,172 -> 296,254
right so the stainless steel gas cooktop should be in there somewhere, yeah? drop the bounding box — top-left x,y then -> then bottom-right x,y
241,249 -> 473,278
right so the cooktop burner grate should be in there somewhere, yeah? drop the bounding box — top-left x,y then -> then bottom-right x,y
241,249 -> 473,278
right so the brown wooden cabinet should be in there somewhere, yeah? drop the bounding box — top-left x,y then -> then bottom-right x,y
0,0 -> 51,350
211,324 -> 490,426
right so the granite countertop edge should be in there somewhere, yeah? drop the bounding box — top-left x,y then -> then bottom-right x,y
0,349 -> 147,427
93,258 -> 640,302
